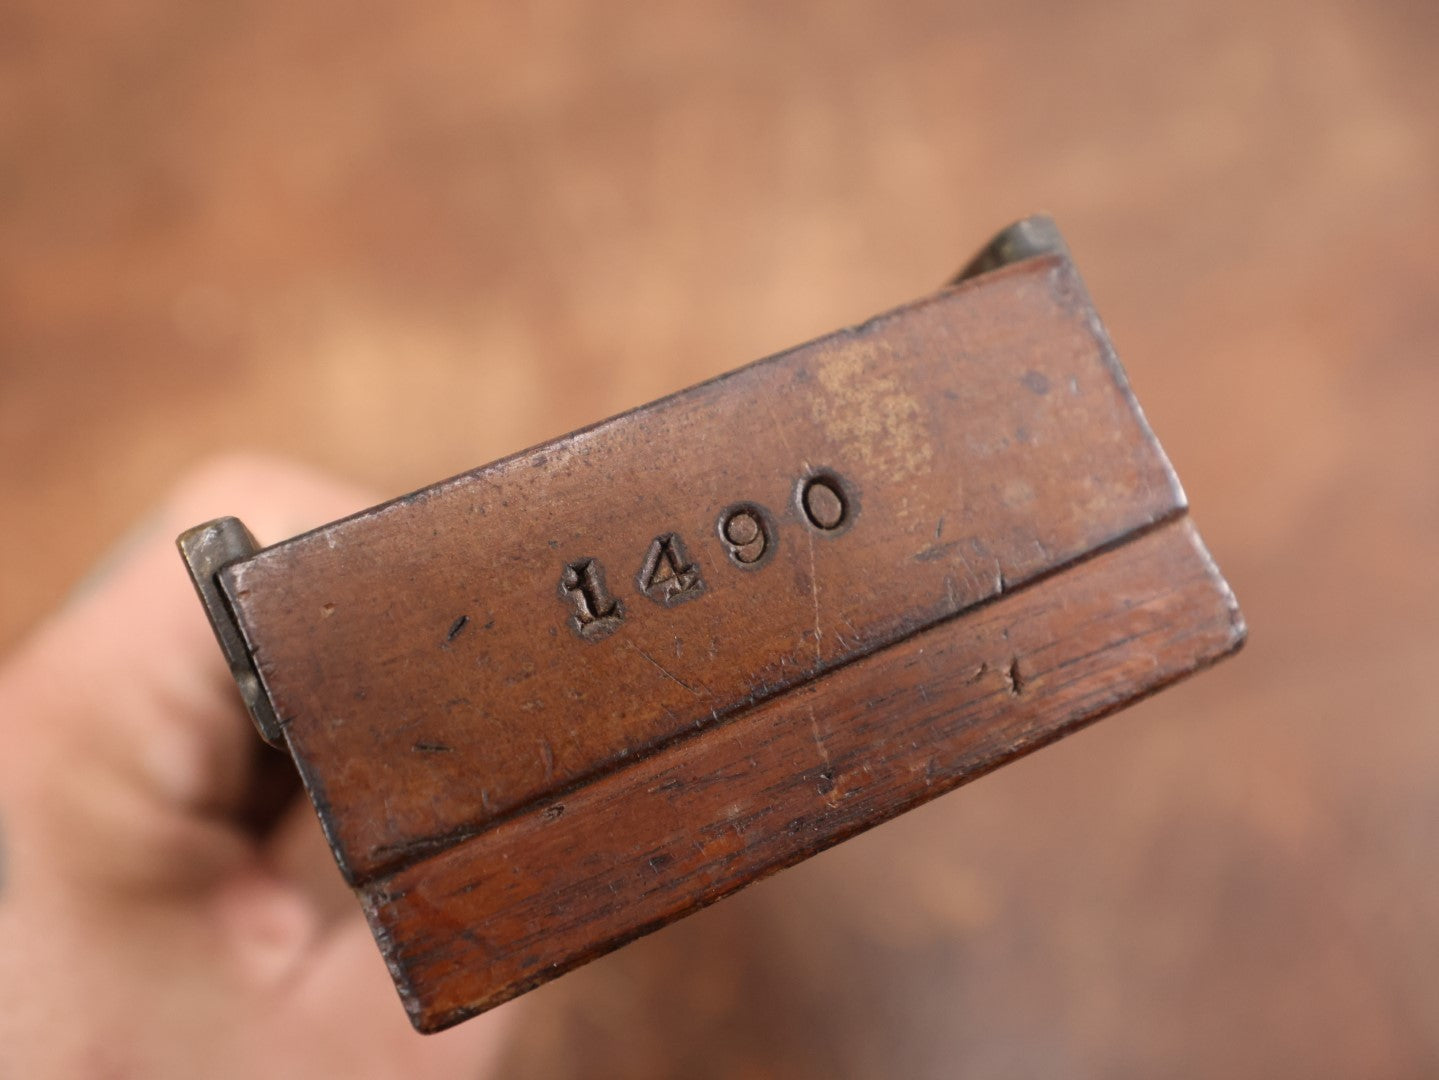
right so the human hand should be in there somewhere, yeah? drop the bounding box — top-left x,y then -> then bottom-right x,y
0,457 -> 515,1078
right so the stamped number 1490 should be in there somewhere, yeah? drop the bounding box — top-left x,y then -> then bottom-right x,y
558,470 -> 853,641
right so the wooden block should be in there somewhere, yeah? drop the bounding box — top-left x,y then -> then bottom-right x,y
179,217 -> 1244,1032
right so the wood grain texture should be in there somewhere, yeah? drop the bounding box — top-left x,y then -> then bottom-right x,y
366,516 -> 1241,1031
221,252 -> 1183,883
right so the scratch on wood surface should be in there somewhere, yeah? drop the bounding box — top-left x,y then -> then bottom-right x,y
760,392 -> 799,462
952,548 -> 981,599
443,614 -> 469,646
805,526 -> 822,663
632,643 -> 704,697
808,703 -> 842,806
808,703 -> 831,770
1003,657 -> 1025,696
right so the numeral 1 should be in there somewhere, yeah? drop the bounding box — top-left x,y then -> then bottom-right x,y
560,558 -> 624,640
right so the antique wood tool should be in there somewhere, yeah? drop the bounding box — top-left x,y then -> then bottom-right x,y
179,216 -> 1244,1032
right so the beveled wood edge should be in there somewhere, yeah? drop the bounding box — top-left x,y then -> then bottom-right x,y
360,515 -> 1244,1032
213,237 -> 1109,573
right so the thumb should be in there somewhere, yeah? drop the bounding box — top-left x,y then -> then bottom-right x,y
2,454 -> 377,887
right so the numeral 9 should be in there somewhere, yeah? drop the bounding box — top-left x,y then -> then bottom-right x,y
717,503 -> 775,569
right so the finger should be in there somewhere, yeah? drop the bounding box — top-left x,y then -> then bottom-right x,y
265,792 -> 358,930
6,455 -> 377,883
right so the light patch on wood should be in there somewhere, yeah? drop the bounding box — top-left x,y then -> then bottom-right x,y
811,342 -> 934,483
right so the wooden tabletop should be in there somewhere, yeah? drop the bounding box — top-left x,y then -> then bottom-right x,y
2,1 -> 1435,1075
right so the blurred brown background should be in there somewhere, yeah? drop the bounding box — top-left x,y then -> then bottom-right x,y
2,1 -> 1436,1076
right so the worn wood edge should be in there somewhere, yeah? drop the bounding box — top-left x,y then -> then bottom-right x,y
1049,260 -> 1191,515
224,251 -> 1133,571
360,516 -> 1244,1032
